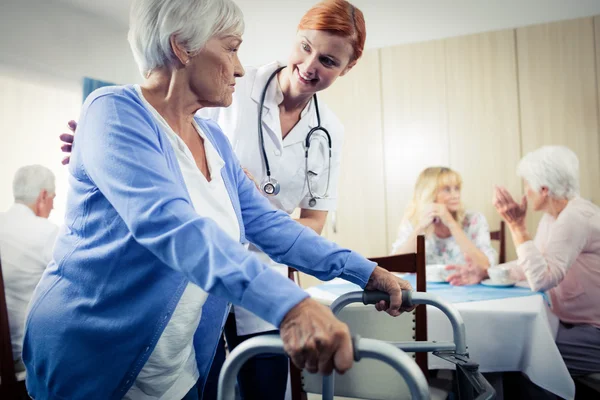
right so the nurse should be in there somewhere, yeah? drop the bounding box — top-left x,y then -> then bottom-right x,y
60,0 -> 366,397
211,1 -> 365,396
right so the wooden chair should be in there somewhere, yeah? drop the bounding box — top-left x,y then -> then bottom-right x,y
368,235 -> 427,378
299,236 -> 431,400
0,251 -> 20,399
490,221 -> 506,264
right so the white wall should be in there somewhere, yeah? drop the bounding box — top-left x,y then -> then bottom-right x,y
0,70 -> 82,226
17,0 -> 600,74
2,0 -> 600,224
240,0 -> 600,66
0,0 -> 141,224
0,0 -> 140,86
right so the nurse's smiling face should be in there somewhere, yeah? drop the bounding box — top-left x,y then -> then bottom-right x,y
285,29 -> 356,96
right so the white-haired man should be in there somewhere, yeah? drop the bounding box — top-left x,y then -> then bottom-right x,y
0,165 -> 58,379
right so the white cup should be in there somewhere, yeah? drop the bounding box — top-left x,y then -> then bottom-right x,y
488,266 -> 511,283
426,264 -> 451,281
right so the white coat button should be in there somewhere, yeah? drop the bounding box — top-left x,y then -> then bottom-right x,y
273,149 -> 281,156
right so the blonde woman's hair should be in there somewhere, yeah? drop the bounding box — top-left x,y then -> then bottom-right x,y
404,167 -> 465,234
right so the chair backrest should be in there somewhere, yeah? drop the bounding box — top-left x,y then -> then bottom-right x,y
0,249 -> 19,397
489,221 -> 506,264
368,235 -> 428,377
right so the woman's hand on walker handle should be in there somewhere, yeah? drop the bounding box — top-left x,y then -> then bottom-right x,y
365,266 -> 416,315
280,297 -> 353,375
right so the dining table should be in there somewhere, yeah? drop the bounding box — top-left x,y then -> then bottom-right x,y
305,273 -> 575,399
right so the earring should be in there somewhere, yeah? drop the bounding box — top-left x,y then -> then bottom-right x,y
185,59 -> 190,65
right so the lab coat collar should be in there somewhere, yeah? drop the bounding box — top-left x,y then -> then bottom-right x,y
250,61 -> 283,149
251,61 -> 319,147
250,61 -> 282,113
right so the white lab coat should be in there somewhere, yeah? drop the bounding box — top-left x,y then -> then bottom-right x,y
197,61 -> 344,335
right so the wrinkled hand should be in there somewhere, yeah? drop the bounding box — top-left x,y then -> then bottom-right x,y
493,185 -> 527,228
60,120 -> 77,165
417,206 -> 436,232
280,298 -> 353,375
365,266 -> 415,316
446,256 -> 487,286
431,203 -> 454,227
242,168 -> 261,191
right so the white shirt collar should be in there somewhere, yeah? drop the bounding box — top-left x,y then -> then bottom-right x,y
10,203 -> 35,217
133,85 -> 226,181
250,61 -> 315,125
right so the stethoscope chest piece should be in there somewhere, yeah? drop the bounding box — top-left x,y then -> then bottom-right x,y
261,178 -> 280,196
308,197 -> 317,208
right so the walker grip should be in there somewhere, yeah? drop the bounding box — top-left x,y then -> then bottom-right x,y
362,290 -> 413,309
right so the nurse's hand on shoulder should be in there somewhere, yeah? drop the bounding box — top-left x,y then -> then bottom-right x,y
242,168 -> 261,191
60,120 -> 77,165
280,298 -> 353,375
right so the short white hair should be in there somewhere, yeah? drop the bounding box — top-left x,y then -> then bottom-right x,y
517,145 -> 580,200
13,165 -> 56,205
128,0 -> 245,77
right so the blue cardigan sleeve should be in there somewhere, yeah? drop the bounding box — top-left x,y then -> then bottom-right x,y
232,146 -> 377,287
77,91 -> 307,328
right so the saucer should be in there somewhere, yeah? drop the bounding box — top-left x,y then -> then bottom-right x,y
426,277 -> 449,284
481,279 -> 516,288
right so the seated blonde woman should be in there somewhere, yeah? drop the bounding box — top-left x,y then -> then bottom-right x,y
391,167 -> 497,269
450,146 -> 600,377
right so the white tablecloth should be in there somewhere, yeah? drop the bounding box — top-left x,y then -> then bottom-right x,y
306,284 -> 575,399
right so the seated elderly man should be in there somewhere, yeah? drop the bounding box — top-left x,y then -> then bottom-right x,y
448,145 -> 600,380
0,165 -> 58,381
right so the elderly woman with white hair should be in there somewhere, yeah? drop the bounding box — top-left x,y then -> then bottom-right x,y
450,145 -> 600,377
22,0 -> 411,399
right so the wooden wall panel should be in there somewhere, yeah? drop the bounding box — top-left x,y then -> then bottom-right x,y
380,40 -> 450,253
300,15 -> 600,288
445,29 -> 522,262
595,16 -> 600,183
517,17 -> 600,234
299,49 -> 387,288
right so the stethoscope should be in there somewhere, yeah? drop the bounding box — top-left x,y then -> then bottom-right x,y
258,66 -> 332,207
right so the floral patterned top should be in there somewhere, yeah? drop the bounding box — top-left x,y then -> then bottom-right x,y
390,211 -> 497,266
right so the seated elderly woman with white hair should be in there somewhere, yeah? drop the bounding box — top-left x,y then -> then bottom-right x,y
449,145 -> 600,377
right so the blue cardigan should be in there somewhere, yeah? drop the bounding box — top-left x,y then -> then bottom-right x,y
22,85 -> 376,399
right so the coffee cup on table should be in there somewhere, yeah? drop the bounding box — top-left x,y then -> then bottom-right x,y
426,264 -> 451,282
488,266 -> 511,283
